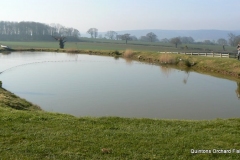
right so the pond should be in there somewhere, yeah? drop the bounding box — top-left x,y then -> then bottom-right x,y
0,52 -> 239,120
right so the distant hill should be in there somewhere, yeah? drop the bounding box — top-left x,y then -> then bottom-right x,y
94,29 -> 240,42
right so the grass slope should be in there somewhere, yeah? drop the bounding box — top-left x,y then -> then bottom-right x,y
0,88 -> 240,159
0,88 -> 41,111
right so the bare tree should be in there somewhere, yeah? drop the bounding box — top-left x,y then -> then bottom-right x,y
130,35 -> 138,41
140,36 -> 149,42
54,24 -> 64,34
71,28 -> 81,38
228,33 -> 240,47
217,38 -> 227,45
217,38 -> 227,51
228,33 -> 236,46
203,40 -> 212,45
160,38 -> 170,43
0,21 -> 80,41
179,36 -> 195,44
116,34 -> 122,40
146,32 -> 157,42
235,35 -> 240,46
228,33 -> 240,46
52,36 -> 66,49
98,34 -> 103,39
170,37 -> 181,48
87,28 -> 98,38
121,33 -> 131,44
105,30 -> 117,40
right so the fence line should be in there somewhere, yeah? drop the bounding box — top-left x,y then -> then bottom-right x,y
158,52 -> 237,58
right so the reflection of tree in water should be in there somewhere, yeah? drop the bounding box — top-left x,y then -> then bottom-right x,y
65,53 -> 78,61
124,58 -> 133,65
160,66 -> 171,77
114,56 -> 120,60
236,82 -> 240,99
183,70 -> 190,84
159,67 -> 191,83
0,51 -> 11,55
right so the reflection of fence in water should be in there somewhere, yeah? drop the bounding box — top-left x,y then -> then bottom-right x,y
236,82 -> 240,100
158,52 -> 236,58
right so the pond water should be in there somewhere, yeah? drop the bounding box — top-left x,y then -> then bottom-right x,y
0,52 -> 239,120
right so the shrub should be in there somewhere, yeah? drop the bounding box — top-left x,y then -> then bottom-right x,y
184,59 -> 192,67
114,50 -> 121,55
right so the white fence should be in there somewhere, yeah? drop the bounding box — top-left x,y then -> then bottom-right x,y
158,52 -> 237,58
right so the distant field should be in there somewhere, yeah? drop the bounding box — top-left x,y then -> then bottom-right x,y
0,40 -> 237,53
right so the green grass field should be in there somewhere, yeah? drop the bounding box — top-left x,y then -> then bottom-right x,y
0,40 -> 237,53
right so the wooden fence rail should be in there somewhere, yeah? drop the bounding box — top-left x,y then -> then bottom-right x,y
158,52 -> 237,58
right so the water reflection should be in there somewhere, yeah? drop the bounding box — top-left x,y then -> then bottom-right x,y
114,56 -> 120,60
160,66 -> 191,84
0,51 -> 11,55
183,71 -> 190,84
236,82 -> 240,99
160,66 -> 171,77
124,58 -> 133,65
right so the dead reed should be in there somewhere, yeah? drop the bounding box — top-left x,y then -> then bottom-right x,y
123,49 -> 134,58
159,54 -> 177,64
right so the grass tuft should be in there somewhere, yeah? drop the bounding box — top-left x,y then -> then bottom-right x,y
159,53 -> 177,64
123,49 -> 134,58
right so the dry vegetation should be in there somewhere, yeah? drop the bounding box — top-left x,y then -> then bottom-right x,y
158,53 -> 177,64
123,49 -> 134,58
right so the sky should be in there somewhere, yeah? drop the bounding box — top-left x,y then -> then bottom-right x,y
0,0 -> 239,33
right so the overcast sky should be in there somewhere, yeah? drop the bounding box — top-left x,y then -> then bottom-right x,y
0,0 -> 239,32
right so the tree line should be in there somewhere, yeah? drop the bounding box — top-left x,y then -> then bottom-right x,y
87,28 -> 240,47
1,21 -> 239,47
0,21 -> 80,41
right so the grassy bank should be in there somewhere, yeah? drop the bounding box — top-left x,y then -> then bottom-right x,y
0,87 -> 240,159
0,87 -> 41,111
